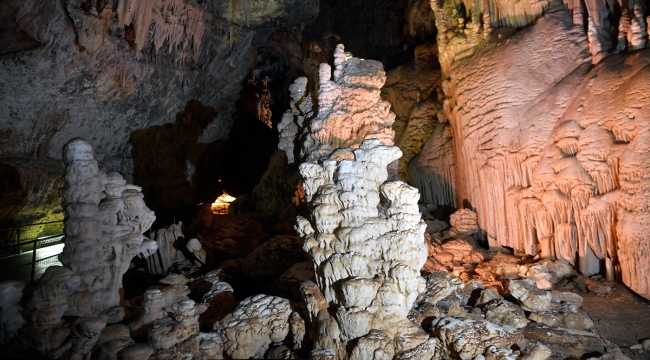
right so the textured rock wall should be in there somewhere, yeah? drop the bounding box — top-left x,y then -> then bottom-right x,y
0,0 -> 318,226
381,43 -> 444,190
422,1 -> 650,299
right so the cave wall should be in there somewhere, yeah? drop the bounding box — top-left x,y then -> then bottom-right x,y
0,0 -> 317,222
411,0 -> 650,299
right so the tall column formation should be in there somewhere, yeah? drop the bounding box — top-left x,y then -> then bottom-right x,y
59,138 -> 157,319
296,140 -> 429,358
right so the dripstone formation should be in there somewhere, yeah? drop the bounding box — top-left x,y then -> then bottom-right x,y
59,138 -> 157,319
285,47 -> 432,358
297,139 -> 431,359
278,44 -> 396,164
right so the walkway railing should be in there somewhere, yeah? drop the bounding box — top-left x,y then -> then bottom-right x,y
0,221 -> 64,283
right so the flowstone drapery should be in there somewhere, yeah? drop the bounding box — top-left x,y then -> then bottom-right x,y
296,139 -> 429,358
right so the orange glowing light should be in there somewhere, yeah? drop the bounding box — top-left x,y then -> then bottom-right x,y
211,192 -> 236,214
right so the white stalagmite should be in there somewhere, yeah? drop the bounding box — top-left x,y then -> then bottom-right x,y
297,140 -> 429,358
59,138 -> 157,319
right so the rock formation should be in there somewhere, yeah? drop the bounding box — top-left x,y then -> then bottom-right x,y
22,266 -> 83,356
146,223 -> 187,275
278,44 -> 396,164
59,138 -> 157,319
413,0 -> 650,299
296,139 -> 430,358
0,0 -> 319,215
381,43 -> 442,181
213,294 -> 293,359
0,281 -> 26,346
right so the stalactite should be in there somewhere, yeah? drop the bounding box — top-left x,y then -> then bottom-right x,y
116,0 -> 206,63
579,195 -> 617,260
617,8 -> 631,53
629,1 -> 647,50
407,123 -> 456,207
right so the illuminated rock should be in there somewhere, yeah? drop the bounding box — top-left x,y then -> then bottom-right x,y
278,45 -> 396,164
424,1 -> 650,299
59,138 -> 157,318
211,193 -> 236,214
482,300 -> 528,329
297,139 -> 429,358
381,43 -> 441,180
508,279 -> 552,312
213,294 -> 293,359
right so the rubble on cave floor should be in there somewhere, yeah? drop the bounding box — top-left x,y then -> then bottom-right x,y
60,205 -> 646,360
415,207 -> 650,360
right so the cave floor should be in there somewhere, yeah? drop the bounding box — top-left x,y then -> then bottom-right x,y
580,285 -> 650,359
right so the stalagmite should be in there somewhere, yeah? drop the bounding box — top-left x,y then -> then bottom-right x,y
59,138 -> 157,319
296,140 -> 429,358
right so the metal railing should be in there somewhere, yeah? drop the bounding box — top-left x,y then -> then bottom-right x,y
0,221 -> 64,283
